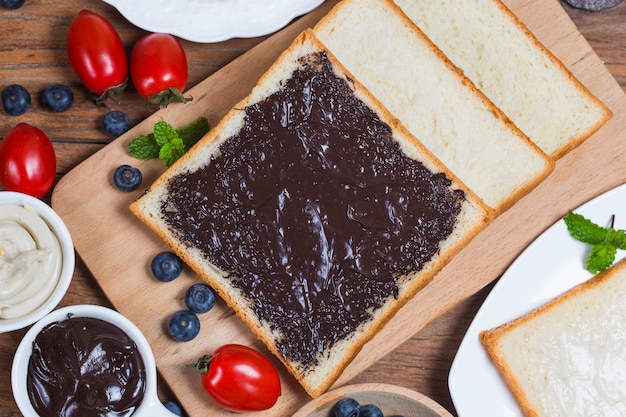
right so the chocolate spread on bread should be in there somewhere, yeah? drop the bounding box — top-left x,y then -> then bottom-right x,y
161,52 -> 465,369
27,316 -> 146,417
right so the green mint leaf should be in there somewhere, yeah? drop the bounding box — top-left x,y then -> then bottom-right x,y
177,117 -> 210,150
128,134 -> 160,160
154,120 -> 186,166
607,227 -> 626,250
128,117 -> 211,166
160,136 -> 185,167
563,211 -> 609,245
153,120 -> 179,147
587,242 -> 617,274
564,211 -> 626,273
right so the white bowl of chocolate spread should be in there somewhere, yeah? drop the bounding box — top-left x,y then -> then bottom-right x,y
11,304 -> 178,416
0,191 -> 75,333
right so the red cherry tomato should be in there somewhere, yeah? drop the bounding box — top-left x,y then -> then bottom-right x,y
0,123 -> 56,198
130,33 -> 190,108
66,10 -> 128,98
191,344 -> 281,412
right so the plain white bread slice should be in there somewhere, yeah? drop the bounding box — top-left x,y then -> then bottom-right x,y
394,0 -> 613,159
480,258 -> 626,417
131,29 -> 492,398
313,0 -> 554,215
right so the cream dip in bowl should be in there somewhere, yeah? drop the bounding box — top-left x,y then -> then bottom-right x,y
12,304 -> 178,416
0,191 -> 74,333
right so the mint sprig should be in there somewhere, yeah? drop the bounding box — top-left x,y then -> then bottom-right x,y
128,117 -> 210,167
154,121 -> 185,167
564,211 -> 626,273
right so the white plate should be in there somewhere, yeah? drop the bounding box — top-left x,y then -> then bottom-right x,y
448,182 -> 626,417
101,0 -> 326,43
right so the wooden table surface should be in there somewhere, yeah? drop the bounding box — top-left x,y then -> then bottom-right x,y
1,1 -> 625,416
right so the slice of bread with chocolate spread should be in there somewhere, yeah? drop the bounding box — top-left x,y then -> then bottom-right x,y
394,0 -> 612,159
313,0 -> 555,215
131,30 -> 492,397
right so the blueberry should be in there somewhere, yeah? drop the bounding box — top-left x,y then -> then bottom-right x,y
113,164 -> 142,192
334,398 -> 360,417
103,110 -> 131,136
0,0 -> 26,9
1,84 -> 31,115
43,84 -> 74,112
168,310 -> 200,341
162,400 -> 186,416
151,251 -> 182,282
184,283 -> 216,314
359,404 -> 383,417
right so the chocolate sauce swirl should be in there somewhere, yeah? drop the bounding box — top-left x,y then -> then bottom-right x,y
27,315 -> 146,417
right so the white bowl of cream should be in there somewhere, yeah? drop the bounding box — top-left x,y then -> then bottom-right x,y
0,191 -> 75,333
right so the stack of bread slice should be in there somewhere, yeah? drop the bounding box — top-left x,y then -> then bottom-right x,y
480,258 -> 626,417
131,0 -> 612,399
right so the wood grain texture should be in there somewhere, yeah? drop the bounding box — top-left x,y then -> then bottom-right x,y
1,0 -> 625,416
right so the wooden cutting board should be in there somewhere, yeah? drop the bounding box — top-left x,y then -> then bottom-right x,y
51,0 -> 626,416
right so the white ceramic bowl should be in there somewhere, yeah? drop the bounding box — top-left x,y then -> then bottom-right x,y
0,191 -> 75,333
11,304 -> 178,416
293,383 -> 454,417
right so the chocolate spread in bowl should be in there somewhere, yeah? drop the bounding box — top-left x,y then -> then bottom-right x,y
162,52 -> 465,370
27,315 -> 146,417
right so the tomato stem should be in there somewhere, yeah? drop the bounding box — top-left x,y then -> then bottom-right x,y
186,354 -> 215,376
147,87 -> 192,110
91,79 -> 128,106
